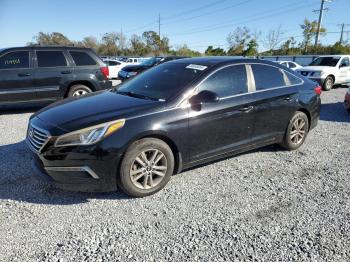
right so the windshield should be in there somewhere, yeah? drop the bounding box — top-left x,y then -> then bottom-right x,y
115,62 -> 208,101
309,57 -> 340,67
140,57 -> 159,66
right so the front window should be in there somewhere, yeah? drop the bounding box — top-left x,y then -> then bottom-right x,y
115,63 -> 207,101
309,57 -> 340,67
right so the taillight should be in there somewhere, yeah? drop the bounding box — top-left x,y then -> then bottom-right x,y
314,85 -> 322,95
100,66 -> 109,79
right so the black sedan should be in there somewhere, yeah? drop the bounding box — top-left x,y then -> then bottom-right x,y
27,57 -> 321,197
118,56 -> 188,81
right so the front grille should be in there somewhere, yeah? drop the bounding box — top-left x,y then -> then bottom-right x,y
26,123 -> 49,153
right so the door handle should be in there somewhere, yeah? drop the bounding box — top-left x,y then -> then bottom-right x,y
61,70 -> 72,74
284,96 -> 292,101
18,73 -> 31,77
239,106 -> 254,113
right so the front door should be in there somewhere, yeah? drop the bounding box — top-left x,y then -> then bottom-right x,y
188,64 -> 255,163
0,50 -> 36,104
338,57 -> 350,84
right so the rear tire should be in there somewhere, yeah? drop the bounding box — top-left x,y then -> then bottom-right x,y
67,84 -> 92,97
322,76 -> 334,91
118,138 -> 174,198
280,111 -> 309,151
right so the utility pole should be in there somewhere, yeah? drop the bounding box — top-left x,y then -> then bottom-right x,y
314,0 -> 331,46
158,13 -> 161,38
338,23 -> 350,44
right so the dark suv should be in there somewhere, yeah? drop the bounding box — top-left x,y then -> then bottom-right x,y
0,46 -> 112,107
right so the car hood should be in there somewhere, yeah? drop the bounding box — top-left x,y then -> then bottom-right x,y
34,91 -> 163,133
298,66 -> 334,71
122,64 -> 152,72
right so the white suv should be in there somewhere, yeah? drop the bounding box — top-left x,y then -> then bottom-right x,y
296,55 -> 350,91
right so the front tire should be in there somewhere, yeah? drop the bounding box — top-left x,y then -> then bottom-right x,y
67,84 -> 92,97
280,111 -> 309,151
322,76 -> 334,91
118,138 -> 174,197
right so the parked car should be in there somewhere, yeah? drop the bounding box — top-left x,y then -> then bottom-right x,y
118,56 -> 188,81
27,57 -> 321,197
0,46 -> 112,107
103,59 -> 126,79
296,55 -> 350,91
118,57 -> 162,81
125,57 -> 145,65
276,61 -> 302,71
344,87 -> 350,113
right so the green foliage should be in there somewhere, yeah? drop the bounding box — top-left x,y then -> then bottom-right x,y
205,46 -> 226,56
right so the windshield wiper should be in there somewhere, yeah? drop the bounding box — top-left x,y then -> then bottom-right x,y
117,91 -> 163,101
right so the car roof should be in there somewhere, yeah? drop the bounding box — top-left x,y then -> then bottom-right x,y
170,56 -> 276,68
0,46 -> 93,52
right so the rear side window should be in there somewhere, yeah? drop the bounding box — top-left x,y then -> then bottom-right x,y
251,64 -> 286,90
70,51 -> 97,66
0,51 -> 29,69
198,65 -> 248,97
37,51 -> 67,67
285,72 -> 303,86
108,61 -> 120,66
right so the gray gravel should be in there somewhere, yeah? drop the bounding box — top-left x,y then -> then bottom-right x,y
0,87 -> 349,261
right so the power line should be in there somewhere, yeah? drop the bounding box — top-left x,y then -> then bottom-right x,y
313,0 -> 331,46
125,0 -> 229,34
171,1 -> 318,36
338,23 -> 350,44
162,0 -> 252,26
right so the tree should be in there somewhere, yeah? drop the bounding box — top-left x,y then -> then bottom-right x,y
205,46 -> 226,56
81,36 -> 99,51
243,39 -> 258,56
142,31 -> 170,55
264,25 -> 284,52
129,34 -> 148,56
300,19 -> 326,53
31,32 -> 73,46
98,32 -> 118,56
227,27 -> 251,55
173,44 -> 201,57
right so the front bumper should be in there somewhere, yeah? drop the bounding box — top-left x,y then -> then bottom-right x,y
30,153 -> 120,192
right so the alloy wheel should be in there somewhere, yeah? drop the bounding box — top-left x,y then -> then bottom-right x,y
290,117 -> 306,145
129,149 -> 168,190
325,79 -> 333,90
72,89 -> 89,97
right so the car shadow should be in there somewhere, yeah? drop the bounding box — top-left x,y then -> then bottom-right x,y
0,141 -> 130,205
320,102 -> 350,123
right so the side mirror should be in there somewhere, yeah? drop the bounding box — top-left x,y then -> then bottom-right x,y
189,90 -> 219,105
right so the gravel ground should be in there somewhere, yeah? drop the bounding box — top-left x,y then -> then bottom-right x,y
0,87 -> 349,261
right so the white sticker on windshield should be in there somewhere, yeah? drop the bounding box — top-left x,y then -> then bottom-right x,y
186,64 -> 208,71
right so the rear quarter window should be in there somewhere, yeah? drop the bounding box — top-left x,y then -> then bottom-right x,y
251,64 -> 287,90
70,51 -> 97,66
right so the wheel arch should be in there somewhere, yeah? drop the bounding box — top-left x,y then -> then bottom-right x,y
64,81 -> 97,97
296,108 -> 312,130
122,132 -> 183,175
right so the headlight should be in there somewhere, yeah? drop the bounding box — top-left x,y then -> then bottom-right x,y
55,119 -> 125,147
312,71 -> 324,77
127,71 -> 138,78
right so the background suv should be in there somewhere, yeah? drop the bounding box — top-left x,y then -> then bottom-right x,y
0,46 -> 111,107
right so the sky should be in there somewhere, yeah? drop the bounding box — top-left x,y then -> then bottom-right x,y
0,0 -> 349,52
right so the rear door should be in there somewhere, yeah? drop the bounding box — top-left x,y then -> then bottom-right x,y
34,49 -> 72,100
188,64 -> 255,162
248,63 -> 303,143
0,49 -> 36,103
